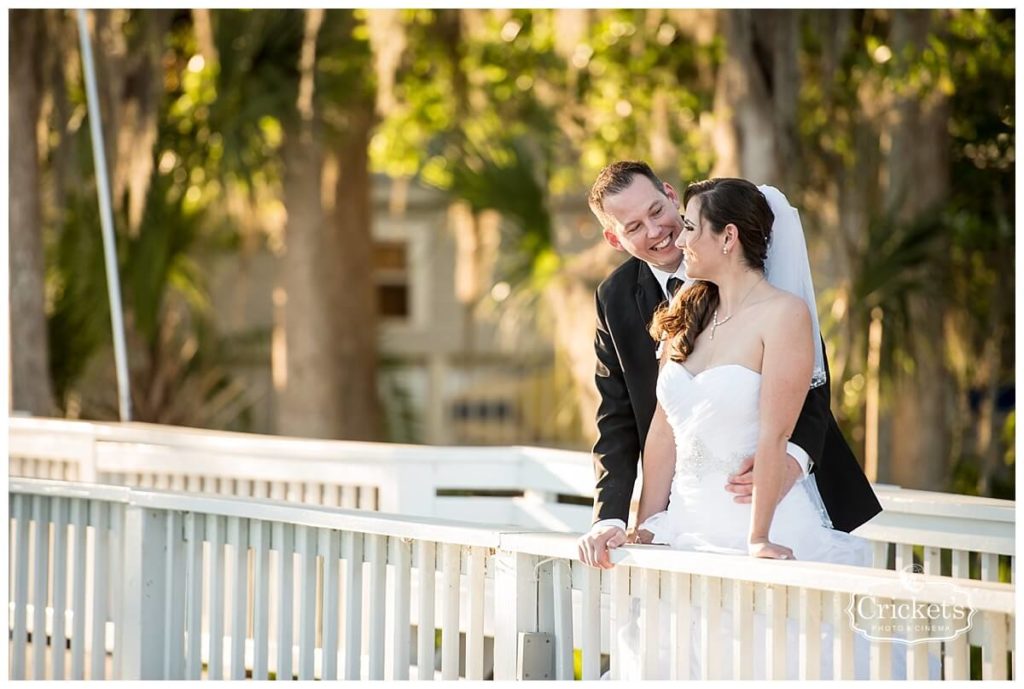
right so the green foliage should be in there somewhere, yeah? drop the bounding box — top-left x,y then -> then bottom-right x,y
573,9 -> 716,187
369,12 -> 458,179
1002,411 -> 1014,466
371,9 -> 717,290
208,10 -> 304,167
46,168 -> 241,422
124,171 -> 209,344
44,9 -> 253,426
448,135 -> 555,287
950,455 -> 981,496
843,208 -> 973,381
943,7 -> 1014,387
318,9 -> 376,140
370,10 -> 559,287
992,410 -> 1015,501
46,193 -> 110,403
797,9 -> 1014,493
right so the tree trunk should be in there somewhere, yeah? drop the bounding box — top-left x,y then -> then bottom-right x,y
273,9 -> 342,439
44,9 -> 81,222
711,10 -> 779,182
547,243 -> 621,444
117,10 -> 173,235
365,9 -> 405,118
975,321 -> 1004,494
709,11 -> 742,178
446,9 -> 481,353
87,9 -> 171,234
809,9 -> 861,401
763,10 -> 801,193
831,90 -> 883,409
887,10 -> 951,491
330,105 -> 381,441
191,8 -> 219,66
9,9 -> 57,416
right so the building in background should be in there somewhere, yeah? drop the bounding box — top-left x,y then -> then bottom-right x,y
205,175 -> 595,449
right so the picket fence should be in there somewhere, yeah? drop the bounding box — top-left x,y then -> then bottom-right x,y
9,478 -> 1015,681
8,417 -> 1015,584
7,417 -> 1016,680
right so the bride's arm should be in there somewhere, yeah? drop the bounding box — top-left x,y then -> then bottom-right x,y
749,296 -> 814,555
634,336 -> 678,541
635,402 -> 675,534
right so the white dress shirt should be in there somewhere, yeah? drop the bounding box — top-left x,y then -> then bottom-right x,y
647,263 -> 687,301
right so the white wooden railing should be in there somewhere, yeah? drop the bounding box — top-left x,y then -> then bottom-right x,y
8,478 -> 1016,681
9,417 -> 1015,585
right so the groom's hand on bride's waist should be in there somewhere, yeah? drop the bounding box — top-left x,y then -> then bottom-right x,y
725,454 -> 803,503
577,523 -> 628,569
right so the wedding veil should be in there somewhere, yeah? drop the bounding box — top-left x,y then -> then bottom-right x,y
757,184 -> 828,389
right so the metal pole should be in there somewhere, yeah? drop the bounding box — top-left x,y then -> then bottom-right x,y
76,8 -> 132,421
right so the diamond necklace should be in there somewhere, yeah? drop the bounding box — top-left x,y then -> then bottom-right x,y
710,276 -> 764,340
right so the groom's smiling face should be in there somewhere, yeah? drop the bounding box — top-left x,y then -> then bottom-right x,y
600,175 -> 685,272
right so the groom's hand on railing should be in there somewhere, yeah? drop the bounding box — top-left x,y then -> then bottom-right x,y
725,454 -> 803,503
578,524 -> 628,569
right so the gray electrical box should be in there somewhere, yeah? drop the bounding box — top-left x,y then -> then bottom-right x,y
517,632 -> 554,680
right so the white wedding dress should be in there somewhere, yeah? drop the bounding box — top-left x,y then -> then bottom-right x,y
611,361 -> 937,679
641,361 -> 869,563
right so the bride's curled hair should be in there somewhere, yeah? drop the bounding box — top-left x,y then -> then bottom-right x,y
650,178 -> 774,361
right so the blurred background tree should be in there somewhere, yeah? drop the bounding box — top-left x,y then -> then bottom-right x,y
9,8 -> 1013,497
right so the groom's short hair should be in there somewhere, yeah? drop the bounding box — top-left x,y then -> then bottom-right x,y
588,161 -> 666,228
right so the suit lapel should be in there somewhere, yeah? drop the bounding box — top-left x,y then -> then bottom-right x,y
634,261 -> 666,328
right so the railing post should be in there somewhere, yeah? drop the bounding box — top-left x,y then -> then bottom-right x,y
121,503 -> 170,679
380,463 -> 437,518
81,423 -> 99,483
492,550 -> 539,680
82,427 -> 98,481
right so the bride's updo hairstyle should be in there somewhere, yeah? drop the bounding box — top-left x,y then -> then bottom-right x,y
649,178 -> 774,362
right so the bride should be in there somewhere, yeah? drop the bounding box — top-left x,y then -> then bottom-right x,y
613,179 -> 894,679
634,178 -> 869,564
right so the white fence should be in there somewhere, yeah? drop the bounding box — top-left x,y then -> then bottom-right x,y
9,417 -> 1015,584
8,478 -> 1016,681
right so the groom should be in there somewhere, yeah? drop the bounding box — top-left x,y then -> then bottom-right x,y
577,161 -> 881,569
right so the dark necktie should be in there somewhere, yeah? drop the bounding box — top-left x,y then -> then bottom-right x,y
667,277 -> 684,299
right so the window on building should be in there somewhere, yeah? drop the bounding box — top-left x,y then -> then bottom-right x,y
374,241 -> 409,319
450,399 -> 517,422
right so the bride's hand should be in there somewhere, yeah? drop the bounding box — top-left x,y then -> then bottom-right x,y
748,539 -> 796,560
626,528 -> 655,544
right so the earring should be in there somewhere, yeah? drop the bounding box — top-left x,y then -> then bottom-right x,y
722,245 -> 728,254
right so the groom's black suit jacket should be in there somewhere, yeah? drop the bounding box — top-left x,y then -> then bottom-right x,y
592,256 -> 882,533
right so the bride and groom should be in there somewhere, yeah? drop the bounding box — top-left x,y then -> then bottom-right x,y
577,162 -> 890,678
579,161 -> 881,564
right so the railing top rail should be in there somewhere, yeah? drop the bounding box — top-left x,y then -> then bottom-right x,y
10,478 -> 511,547
8,478 -> 132,503
10,416 -> 529,464
10,477 -> 1015,615
875,487 -> 1014,522
853,520 -> 1014,556
499,531 -> 1017,614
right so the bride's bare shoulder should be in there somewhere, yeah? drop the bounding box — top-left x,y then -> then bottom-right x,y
758,287 -> 812,329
